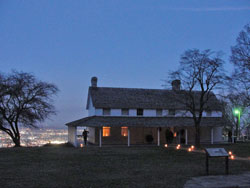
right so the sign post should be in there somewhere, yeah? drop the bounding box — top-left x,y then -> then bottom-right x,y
205,148 -> 229,175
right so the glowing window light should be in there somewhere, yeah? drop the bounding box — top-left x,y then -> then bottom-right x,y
103,127 -> 111,137
121,127 -> 128,136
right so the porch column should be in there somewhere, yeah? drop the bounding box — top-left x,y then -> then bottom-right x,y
157,128 -> 160,146
68,126 -> 77,147
128,127 -> 130,147
211,127 -> 214,144
185,128 -> 188,145
178,131 -> 181,144
232,129 -> 234,143
99,127 -> 102,147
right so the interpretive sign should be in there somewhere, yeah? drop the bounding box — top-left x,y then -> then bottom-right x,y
205,148 -> 229,157
204,148 -> 229,175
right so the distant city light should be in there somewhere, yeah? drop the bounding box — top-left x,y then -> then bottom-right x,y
51,140 -> 66,144
0,128 -> 68,148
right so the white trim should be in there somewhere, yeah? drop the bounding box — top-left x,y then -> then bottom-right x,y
128,128 -> 130,147
185,128 -> 188,145
157,128 -> 160,146
211,127 -> 214,144
99,128 -> 102,147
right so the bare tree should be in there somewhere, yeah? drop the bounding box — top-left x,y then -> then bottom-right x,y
222,93 -> 248,141
0,71 -> 58,147
230,23 -> 250,106
168,49 -> 226,147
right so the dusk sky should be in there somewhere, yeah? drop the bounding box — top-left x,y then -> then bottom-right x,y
0,0 -> 249,128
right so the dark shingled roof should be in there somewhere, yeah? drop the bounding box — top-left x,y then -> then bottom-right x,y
66,116 -> 226,127
87,87 -> 222,110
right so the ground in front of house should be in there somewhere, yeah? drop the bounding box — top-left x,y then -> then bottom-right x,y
0,143 -> 250,188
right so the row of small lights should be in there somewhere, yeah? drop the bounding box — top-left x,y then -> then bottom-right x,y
164,144 -> 235,160
80,143 -> 236,160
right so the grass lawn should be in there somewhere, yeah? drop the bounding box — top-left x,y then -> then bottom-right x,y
0,143 -> 250,188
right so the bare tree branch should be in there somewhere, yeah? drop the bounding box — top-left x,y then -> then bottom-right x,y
166,49 -> 226,147
0,71 -> 59,147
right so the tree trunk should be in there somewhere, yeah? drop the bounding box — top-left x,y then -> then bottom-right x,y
13,137 -> 21,147
195,124 -> 201,148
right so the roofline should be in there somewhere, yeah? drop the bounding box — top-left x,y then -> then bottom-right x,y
88,86 -> 216,93
65,115 -> 226,127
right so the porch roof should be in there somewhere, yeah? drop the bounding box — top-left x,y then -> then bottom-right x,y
65,116 -> 226,128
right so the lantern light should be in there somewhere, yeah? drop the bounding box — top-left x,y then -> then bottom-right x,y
228,151 -> 232,155
191,145 -> 194,150
176,144 -> 180,150
164,144 -> 168,148
230,155 -> 235,160
188,148 -> 192,152
80,143 -> 83,148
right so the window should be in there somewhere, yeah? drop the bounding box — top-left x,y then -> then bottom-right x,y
137,108 -> 143,116
122,108 -> 129,116
168,109 -> 175,116
206,110 -> 212,117
156,109 -> 162,116
103,108 -> 110,116
103,127 -> 110,137
121,127 -> 128,136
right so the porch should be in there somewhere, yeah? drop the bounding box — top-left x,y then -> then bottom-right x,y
66,116 -> 225,147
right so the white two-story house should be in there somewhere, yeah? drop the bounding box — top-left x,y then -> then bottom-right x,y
66,77 -> 225,147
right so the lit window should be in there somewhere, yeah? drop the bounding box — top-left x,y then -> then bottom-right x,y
121,127 -> 128,136
169,109 -> 175,116
137,109 -> 143,116
156,109 -> 162,116
174,132 -> 177,137
103,127 -> 110,137
122,109 -> 129,116
103,108 -> 110,116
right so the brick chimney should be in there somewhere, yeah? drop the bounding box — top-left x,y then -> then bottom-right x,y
171,80 -> 181,91
91,77 -> 98,87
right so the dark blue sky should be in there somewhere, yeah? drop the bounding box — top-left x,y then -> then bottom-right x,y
0,0 -> 249,128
